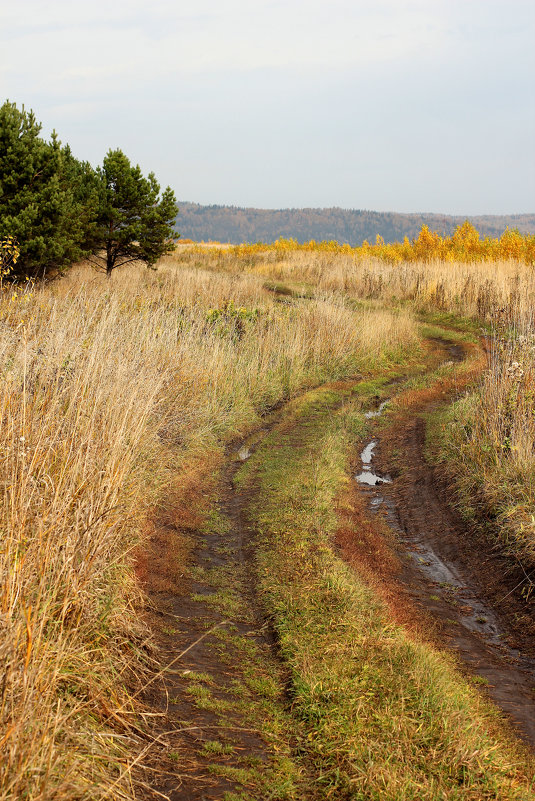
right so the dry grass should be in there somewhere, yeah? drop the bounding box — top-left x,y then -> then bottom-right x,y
434,318 -> 535,570
169,245 -> 535,321
0,261 -> 418,799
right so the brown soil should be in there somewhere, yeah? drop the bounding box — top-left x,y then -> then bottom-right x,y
343,339 -> 535,750
136,448 -> 281,800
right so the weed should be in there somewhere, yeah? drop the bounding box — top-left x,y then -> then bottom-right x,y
201,740 -> 236,755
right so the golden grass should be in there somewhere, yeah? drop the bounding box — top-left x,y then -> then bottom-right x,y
433,320 -> 535,570
0,261 -> 418,798
169,245 -> 535,321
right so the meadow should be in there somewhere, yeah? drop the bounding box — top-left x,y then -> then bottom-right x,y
2,230 -> 535,798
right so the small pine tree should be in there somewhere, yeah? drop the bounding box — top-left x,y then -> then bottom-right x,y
94,149 -> 179,276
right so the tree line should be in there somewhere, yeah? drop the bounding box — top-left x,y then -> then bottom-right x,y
177,202 -> 535,246
0,102 -> 178,278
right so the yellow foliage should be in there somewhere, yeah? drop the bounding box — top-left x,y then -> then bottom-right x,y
194,224 -> 535,265
1,236 -> 20,278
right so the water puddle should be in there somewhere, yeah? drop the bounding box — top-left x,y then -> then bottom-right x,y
357,471 -> 392,486
356,439 -> 392,486
237,446 -> 251,461
360,440 -> 376,464
235,427 -> 271,462
365,400 -> 389,419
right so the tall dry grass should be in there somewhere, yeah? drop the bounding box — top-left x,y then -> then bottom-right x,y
169,246 -> 535,322
0,261 -> 418,799
437,316 -> 535,571
0,282 -> 167,799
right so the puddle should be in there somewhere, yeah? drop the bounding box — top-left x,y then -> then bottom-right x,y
409,542 -> 461,587
403,540 -> 528,659
237,446 -> 251,461
361,440 -> 377,465
356,439 -> 392,486
365,400 -> 389,419
357,471 -> 392,486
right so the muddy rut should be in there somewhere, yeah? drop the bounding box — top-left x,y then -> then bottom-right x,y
139,398 -> 307,800
355,344 -> 535,749
140,335 -> 535,799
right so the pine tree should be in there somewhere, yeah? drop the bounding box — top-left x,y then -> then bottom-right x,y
0,102 -> 99,277
94,149 -> 179,276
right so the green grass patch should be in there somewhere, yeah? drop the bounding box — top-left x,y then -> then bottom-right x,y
263,280 -> 315,299
417,309 -> 491,336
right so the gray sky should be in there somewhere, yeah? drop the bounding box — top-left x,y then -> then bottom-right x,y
2,0 -> 534,214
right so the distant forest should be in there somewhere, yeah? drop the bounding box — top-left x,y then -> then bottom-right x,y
176,202 -> 535,245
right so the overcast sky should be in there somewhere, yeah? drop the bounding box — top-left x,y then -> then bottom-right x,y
1,0 -> 534,214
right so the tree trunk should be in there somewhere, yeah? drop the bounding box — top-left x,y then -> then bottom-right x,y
106,221 -> 115,277
106,240 -> 114,277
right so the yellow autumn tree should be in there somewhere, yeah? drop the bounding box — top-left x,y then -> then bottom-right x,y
451,220 -> 481,261
499,228 -> 524,260
0,236 -> 20,280
412,225 -> 443,262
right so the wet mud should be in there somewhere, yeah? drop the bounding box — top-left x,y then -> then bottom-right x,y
139,455 -> 279,800
355,353 -> 535,750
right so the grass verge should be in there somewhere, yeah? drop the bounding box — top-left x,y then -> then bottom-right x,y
426,321 -> 535,579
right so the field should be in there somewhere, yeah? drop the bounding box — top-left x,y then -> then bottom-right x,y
2,239 -> 535,799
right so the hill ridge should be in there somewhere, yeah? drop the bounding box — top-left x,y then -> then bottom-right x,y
176,201 -> 535,244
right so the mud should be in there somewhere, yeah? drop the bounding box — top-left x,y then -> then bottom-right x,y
139,457 -> 278,800
354,348 -> 535,750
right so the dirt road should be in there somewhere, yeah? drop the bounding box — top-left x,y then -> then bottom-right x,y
139,333 -> 535,799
